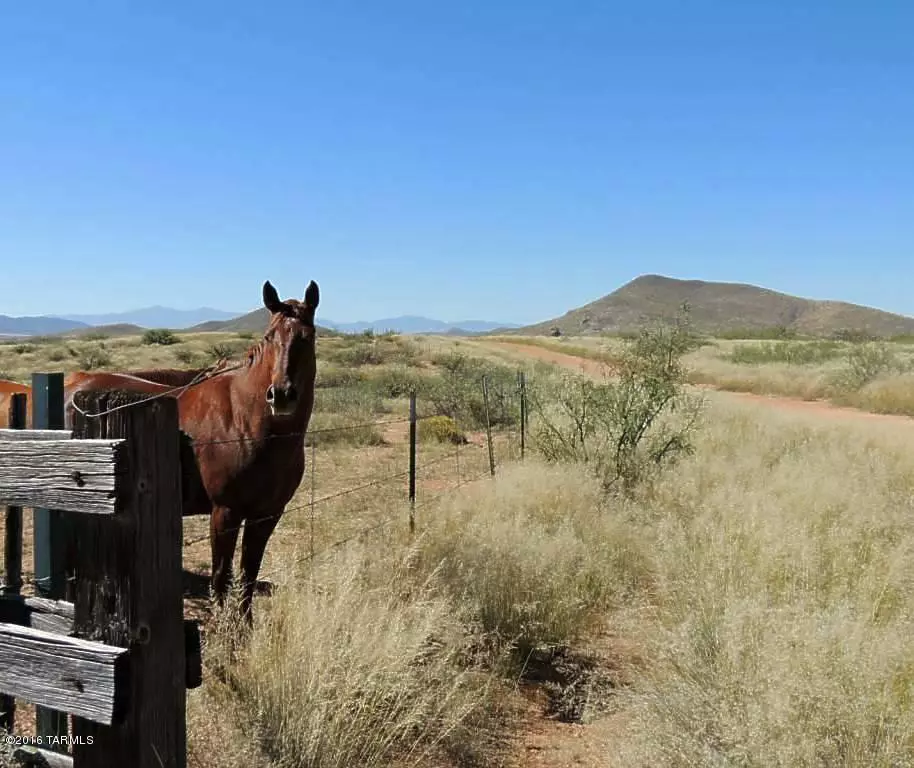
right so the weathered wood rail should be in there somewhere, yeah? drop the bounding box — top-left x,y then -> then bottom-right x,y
0,377 -> 198,768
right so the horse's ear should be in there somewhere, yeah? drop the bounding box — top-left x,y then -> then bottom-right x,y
263,281 -> 283,313
304,280 -> 320,310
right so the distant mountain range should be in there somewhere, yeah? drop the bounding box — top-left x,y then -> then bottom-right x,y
60,306 -> 241,329
323,317 -> 518,335
0,306 -> 517,337
191,310 -> 516,335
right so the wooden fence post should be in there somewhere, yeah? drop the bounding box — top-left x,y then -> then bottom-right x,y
69,390 -> 186,768
408,391 -> 417,533
517,371 -> 527,460
0,393 -> 27,733
482,376 -> 496,477
30,372 -> 71,746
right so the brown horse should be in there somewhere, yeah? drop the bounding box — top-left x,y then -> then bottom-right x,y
64,280 -> 319,622
0,367 -> 218,428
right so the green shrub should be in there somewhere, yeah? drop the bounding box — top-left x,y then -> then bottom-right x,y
81,331 -> 110,341
142,328 -> 180,346
316,365 -> 364,389
832,342 -> 905,391
425,353 -> 519,430
208,342 -> 245,361
726,340 -> 843,366
530,306 -> 703,494
715,325 -> 799,340
78,345 -> 113,370
367,366 -> 423,398
173,347 -> 199,365
419,415 -> 467,445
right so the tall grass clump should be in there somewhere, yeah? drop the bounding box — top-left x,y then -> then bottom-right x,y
419,462 -> 652,663
192,552 -> 493,768
609,403 -> 914,767
530,307 -> 704,494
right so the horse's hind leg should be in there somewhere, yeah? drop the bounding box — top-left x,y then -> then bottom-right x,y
210,505 -> 242,607
239,511 -> 282,624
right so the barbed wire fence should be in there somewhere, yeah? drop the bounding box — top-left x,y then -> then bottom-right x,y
179,373 -> 533,575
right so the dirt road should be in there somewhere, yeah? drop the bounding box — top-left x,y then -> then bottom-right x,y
479,341 -> 914,430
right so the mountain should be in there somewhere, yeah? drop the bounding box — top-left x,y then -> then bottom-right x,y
322,316 -> 518,335
190,308 -> 338,336
193,312 -> 518,335
514,275 -> 914,338
60,306 -> 240,329
0,315 -> 89,336
62,323 -> 147,338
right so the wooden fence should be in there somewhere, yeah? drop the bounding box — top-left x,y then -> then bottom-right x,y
0,374 -> 198,768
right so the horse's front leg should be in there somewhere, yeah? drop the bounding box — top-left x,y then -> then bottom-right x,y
210,505 -> 242,606
239,511 -> 282,624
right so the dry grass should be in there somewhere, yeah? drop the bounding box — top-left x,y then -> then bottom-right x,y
8,334 -> 914,766
606,396 -> 914,766
189,551 -> 498,768
416,462 -> 652,661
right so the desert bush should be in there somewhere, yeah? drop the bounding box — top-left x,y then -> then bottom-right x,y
81,331 -> 110,341
727,340 -> 842,366
366,365 -> 423,399
12,343 -> 36,355
831,328 -> 876,343
425,352 -> 519,430
833,341 -> 905,390
173,347 -> 200,365
208,342 -> 246,361
530,308 -> 703,494
47,347 -> 67,362
78,345 -> 113,370
715,325 -> 798,340
316,365 -> 364,389
142,328 -> 180,345
419,415 -> 466,445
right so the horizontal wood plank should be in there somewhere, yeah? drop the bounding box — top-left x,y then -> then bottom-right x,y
0,623 -> 128,725
0,429 -> 73,442
12,746 -> 74,768
0,596 -> 75,636
0,439 -> 126,515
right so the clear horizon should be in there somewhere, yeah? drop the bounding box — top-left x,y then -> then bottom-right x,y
2,2 -> 912,322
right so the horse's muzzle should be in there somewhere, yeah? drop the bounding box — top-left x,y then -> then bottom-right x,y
266,384 -> 298,415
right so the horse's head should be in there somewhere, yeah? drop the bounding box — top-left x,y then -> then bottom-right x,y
260,280 -> 320,418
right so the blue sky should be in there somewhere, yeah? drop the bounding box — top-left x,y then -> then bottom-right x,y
2,1 -> 912,324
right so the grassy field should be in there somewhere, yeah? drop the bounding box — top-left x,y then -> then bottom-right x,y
3,329 -> 914,766
488,334 -> 914,418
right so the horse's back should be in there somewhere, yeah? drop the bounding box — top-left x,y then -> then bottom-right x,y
0,379 -> 31,428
